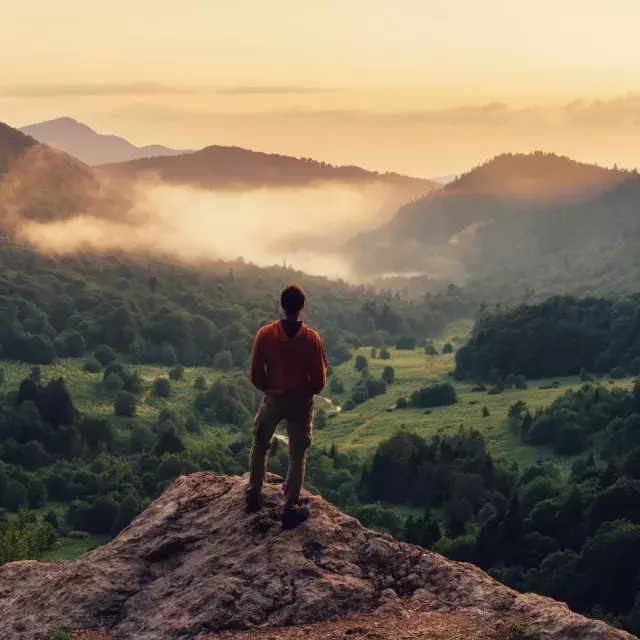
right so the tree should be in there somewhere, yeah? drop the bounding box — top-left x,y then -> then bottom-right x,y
130,425 -> 155,452
442,342 -> 454,354
194,375 -> 206,390
315,408 -> 327,429
330,377 -> 345,393
114,391 -> 137,417
482,406 -> 490,418
169,365 -> 184,380
354,355 -> 368,372
379,347 -> 391,360
2,481 -> 27,511
381,366 -> 395,385
555,423 -> 588,455
83,358 -> 103,374
369,347 -> 378,359
104,372 -> 124,393
43,509 -> 59,532
153,377 -> 171,398
0,509 -> 57,565
153,424 -> 185,456
185,414 -> 201,434
396,396 -> 408,409
94,345 -> 116,367
87,495 -> 120,534
112,494 -> 141,535
424,341 -> 438,356
27,479 -> 47,508
213,350 -> 233,371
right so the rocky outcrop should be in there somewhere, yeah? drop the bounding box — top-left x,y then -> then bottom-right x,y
0,473 -> 635,640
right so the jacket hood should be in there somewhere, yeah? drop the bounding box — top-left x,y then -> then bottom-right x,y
273,320 -> 306,341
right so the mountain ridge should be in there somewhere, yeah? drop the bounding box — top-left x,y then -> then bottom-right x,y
0,472 -> 632,639
100,143 -> 436,192
20,117 -> 191,166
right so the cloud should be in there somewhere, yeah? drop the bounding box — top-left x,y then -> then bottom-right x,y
103,94 -> 640,129
0,83 -> 335,98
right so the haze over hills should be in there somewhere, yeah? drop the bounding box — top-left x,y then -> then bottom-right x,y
20,117 -> 191,166
0,120 -> 134,225
348,152 -> 640,295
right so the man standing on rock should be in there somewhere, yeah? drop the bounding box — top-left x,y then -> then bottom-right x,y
247,284 -> 328,528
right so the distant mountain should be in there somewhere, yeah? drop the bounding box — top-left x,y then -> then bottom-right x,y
101,145 -> 437,193
0,120 -> 133,224
348,152 -> 639,293
20,117 -> 190,166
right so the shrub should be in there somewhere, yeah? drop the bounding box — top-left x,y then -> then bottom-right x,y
351,384 -> 369,405
342,399 -> 356,411
482,406 -> 490,417
169,365 -> 184,380
213,350 -> 233,371
194,375 -> 206,390
83,358 -> 103,374
395,336 -> 416,350
442,342 -> 454,354
354,354 -> 368,372
379,347 -> 391,360
369,347 -> 378,359
410,382 -> 458,408
114,391 -> 137,417
329,377 -> 345,394
396,397 -> 408,409
153,377 -> 171,398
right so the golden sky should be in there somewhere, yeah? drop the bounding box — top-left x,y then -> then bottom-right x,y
2,0 -> 640,175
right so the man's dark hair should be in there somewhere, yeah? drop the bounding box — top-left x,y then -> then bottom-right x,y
281,284 -> 306,315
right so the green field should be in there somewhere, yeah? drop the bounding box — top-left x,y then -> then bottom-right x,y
316,344 -> 635,470
0,360 -> 233,450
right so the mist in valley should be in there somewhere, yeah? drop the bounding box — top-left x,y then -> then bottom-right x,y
15,171 -> 425,281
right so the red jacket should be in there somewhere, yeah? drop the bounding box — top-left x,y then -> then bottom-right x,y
250,321 -> 327,395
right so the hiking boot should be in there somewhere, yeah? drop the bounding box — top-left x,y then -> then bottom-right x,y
282,505 -> 310,530
245,491 -> 263,514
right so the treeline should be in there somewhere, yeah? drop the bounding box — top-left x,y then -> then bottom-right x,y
455,296 -> 640,381
0,240 -> 477,368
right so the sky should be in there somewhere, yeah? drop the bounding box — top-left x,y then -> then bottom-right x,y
2,0 -> 640,176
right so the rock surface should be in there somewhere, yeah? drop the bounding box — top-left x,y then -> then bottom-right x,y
0,473 -> 635,640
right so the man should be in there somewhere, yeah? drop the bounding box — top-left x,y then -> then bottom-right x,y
247,284 -> 327,528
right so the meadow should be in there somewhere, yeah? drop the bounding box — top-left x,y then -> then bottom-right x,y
316,335 -> 636,472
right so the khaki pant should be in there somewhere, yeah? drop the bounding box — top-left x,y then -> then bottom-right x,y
247,393 -> 313,508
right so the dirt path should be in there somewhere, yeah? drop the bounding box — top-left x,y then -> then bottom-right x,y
140,389 -> 152,404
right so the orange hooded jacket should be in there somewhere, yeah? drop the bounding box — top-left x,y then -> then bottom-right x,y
250,321 -> 328,396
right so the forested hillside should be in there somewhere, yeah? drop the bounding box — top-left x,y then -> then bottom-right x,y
348,152 -> 640,299
455,296 -> 640,381
0,240 -> 478,368
101,145 -> 437,192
